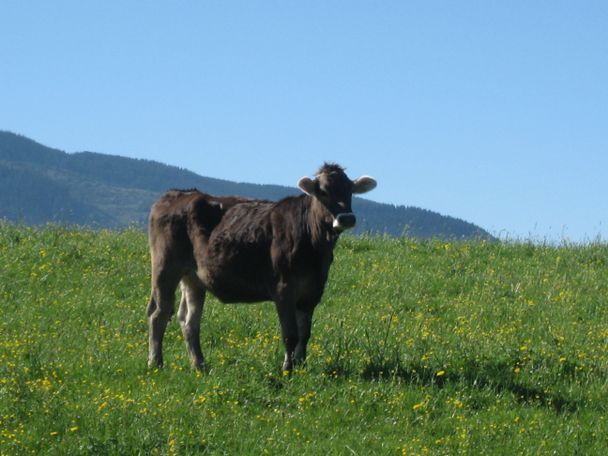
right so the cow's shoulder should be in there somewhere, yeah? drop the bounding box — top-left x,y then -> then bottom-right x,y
269,195 -> 307,226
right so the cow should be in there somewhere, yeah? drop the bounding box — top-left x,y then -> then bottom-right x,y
146,163 -> 377,372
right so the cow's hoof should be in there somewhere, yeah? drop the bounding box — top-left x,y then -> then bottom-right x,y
192,361 -> 208,373
148,358 -> 163,369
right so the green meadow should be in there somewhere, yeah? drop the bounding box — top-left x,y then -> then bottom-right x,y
1,223 -> 607,455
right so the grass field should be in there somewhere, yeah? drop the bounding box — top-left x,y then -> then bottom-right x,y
1,223 -> 607,455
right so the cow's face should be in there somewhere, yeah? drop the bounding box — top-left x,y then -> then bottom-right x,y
298,164 -> 377,232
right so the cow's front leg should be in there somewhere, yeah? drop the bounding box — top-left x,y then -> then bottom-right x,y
275,301 -> 298,372
294,308 -> 313,365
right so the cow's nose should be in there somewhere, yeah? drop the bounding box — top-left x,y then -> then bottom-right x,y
333,213 -> 356,230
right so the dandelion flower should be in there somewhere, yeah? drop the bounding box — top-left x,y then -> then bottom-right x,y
412,401 -> 426,411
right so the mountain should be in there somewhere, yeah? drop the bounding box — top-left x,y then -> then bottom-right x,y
0,131 -> 493,239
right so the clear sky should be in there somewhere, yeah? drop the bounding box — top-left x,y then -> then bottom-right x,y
1,1 -> 607,242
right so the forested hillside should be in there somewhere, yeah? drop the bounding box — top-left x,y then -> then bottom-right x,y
0,131 -> 492,239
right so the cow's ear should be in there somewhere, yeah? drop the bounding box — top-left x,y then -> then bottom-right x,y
352,176 -> 377,194
298,176 -> 316,195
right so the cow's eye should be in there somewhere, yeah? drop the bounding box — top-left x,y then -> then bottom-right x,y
317,189 -> 329,198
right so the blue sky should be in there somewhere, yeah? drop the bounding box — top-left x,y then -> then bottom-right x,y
1,1 -> 607,242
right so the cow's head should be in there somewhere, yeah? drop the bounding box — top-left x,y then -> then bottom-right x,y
298,163 -> 377,232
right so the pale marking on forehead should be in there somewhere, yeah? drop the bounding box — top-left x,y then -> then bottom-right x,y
315,163 -> 346,177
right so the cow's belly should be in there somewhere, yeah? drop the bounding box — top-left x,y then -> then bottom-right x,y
204,270 -> 273,303
198,244 -> 275,304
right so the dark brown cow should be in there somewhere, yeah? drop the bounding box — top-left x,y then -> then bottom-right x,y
146,163 -> 377,371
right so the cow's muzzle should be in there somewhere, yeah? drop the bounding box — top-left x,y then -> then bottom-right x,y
333,213 -> 356,231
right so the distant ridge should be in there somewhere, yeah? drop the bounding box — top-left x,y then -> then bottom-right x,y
0,131 -> 493,239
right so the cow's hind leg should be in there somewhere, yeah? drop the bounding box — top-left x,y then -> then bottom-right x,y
177,275 -> 206,370
147,272 -> 179,368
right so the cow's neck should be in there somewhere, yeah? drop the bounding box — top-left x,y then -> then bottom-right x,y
306,196 -> 339,249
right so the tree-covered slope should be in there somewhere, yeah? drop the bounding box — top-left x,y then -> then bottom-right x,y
0,131 -> 492,239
